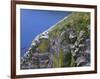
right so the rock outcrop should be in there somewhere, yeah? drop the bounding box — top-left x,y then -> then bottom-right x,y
21,12 -> 90,69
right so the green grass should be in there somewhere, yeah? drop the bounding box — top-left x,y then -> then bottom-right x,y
38,39 -> 49,53
49,12 -> 90,67
48,12 -> 90,38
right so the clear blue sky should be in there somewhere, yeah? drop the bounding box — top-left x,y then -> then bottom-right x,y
20,9 -> 70,56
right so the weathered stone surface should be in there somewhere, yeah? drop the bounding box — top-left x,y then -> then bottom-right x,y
21,13 -> 90,69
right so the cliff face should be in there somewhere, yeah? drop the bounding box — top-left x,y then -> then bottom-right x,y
21,12 -> 90,69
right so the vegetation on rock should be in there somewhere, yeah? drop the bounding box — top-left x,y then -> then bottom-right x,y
21,12 -> 90,69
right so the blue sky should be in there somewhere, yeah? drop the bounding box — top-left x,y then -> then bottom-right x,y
20,9 -> 70,56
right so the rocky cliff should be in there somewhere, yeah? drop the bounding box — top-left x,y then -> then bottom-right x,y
21,12 -> 90,69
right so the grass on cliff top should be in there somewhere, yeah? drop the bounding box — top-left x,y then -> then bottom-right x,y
48,12 -> 90,38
